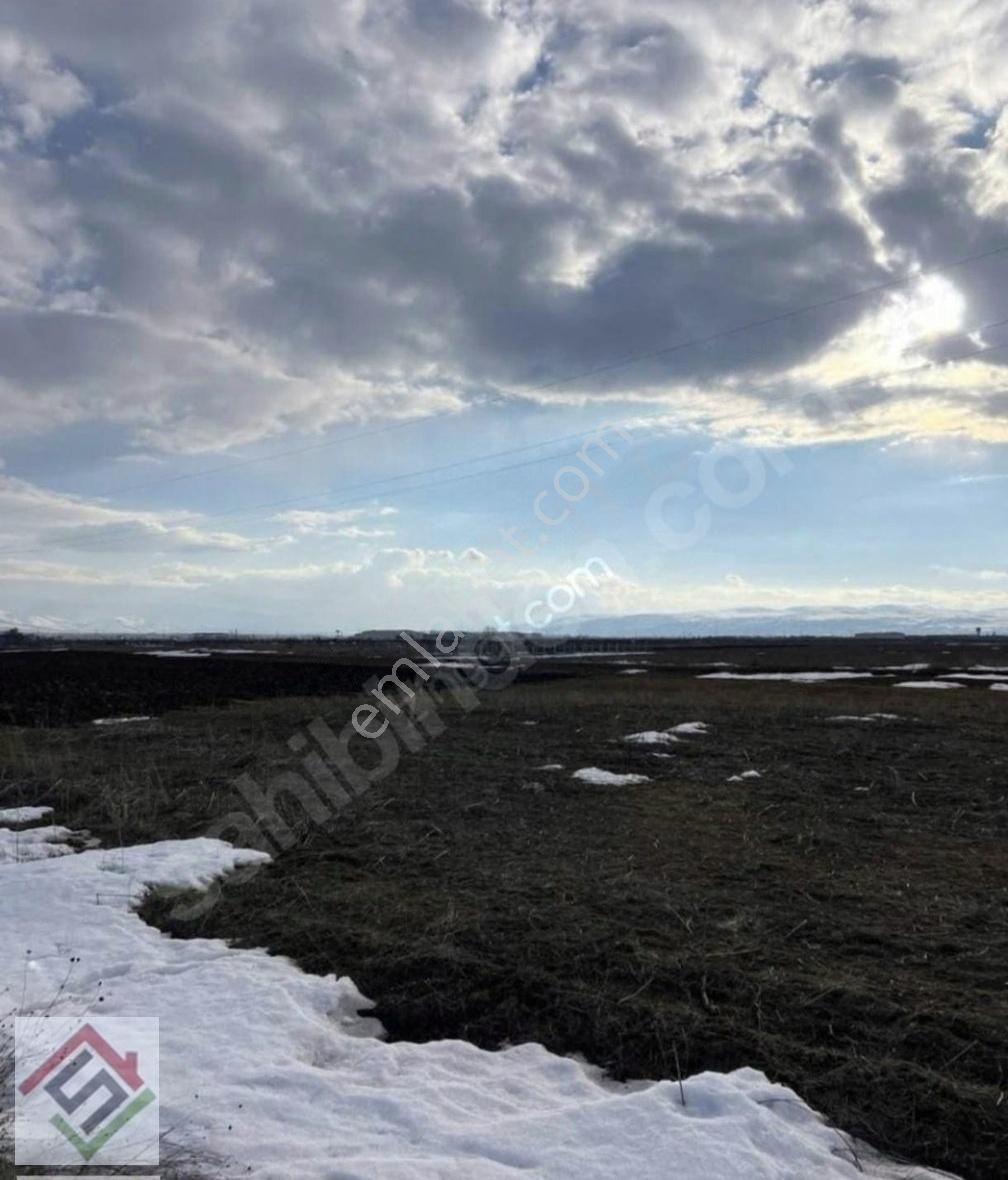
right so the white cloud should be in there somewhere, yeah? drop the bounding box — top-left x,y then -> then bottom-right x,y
0,1 -> 1005,454
273,507 -> 397,537
0,31 -> 88,141
0,474 -> 280,554
932,564 -> 1008,581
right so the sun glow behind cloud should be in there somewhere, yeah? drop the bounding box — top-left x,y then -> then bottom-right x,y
892,273 -> 972,346
797,275 -> 968,386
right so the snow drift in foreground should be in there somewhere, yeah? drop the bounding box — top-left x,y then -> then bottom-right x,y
0,813 -> 958,1179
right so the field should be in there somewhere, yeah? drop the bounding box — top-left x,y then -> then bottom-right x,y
1,639 -> 1006,1178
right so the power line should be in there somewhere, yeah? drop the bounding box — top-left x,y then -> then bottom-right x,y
21,238 -> 1008,504
524,240 -> 1008,392
250,320 -> 1008,518
2,317 -> 1007,561
0,426 -> 616,559
100,405 -> 465,497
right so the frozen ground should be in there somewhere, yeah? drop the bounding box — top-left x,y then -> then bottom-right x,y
0,810 -> 962,1180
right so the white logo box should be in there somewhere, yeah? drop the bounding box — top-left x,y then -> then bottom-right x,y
15,1016 -> 159,1167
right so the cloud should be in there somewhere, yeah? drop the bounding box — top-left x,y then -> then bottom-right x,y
273,506 -> 397,537
0,30 -> 87,142
0,0 -> 1005,456
4,536 -> 1008,634
931,564 -> 1008,581
40,520 -> 280,554
0,474 -> 280,554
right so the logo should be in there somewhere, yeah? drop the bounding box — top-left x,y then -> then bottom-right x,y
15,1017 -> 159,1166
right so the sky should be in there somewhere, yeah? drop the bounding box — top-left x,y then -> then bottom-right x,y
0,0 -> 1007,635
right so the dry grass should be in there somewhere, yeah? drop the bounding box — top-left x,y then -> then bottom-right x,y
2,646 -> 1007,1178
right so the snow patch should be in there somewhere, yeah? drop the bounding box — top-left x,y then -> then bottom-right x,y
210,648 -> 280,655
142,649 -> 212,658
939,672 -> 1008,681
92,715 -> 154,726
895,680 -> 963,690
0,823 -> 77,863
826,714 -> 901,723
572,768 -> 651,786
624,722 -> 706,746
0,805 -> 53,824
727,770 -> 762,783
699,672 -> 875,683
624,731 -> 681,746
0,822 -> 958,1178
